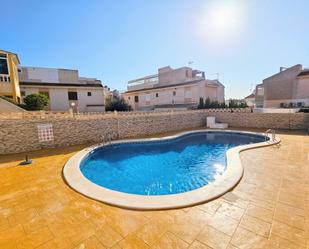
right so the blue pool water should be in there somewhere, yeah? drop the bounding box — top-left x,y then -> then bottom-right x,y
80,132 -> 266,195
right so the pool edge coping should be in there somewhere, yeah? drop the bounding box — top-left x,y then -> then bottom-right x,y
63,129 -> 280,210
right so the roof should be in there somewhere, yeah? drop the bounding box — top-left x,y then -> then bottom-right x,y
263,64 -> 302,81
297,70 -> 309,77
20,65 -> 79,72
125,79 -> 204,93
244,93 -> 255,99
0,50 -> 20,64
19,81 -> 103,88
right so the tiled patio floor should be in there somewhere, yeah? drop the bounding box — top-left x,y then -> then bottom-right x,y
0,129 -> 309,249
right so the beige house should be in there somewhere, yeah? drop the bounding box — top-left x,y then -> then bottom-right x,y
243,93 -> 255,107
255,64 -> 309,108
124,66 -> 225,110
19,66 -> 106,112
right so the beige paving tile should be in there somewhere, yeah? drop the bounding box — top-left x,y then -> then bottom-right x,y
188,240 -> 212,249
168,219 -> 204,244
16,227 -> 54,249
271,220 -> 307,247
207,212 -> 239,236
106,211 -> 148,237
0,224 -> 26,249
226,245 -> 239,249
274,202 -> 306,230
267,234 -> 306,249
136,220 -> 168,246
216,201 -> 245,221
22,215 -> 48,234
198,199 -> 222,215
95,223 -> 123,248
73,235 -> 106,249
0,216 -> 10,232
231,227 -> 268,249
222,192 -> 250,209
118,234 -> 150,249
183,208 -> 212,228
278,191 -> 305,209
245,203 -> 274,223
239,214 -> 271,238
196,225 -> 231,249
151,232 -> 189,249
35,237 -> 73,249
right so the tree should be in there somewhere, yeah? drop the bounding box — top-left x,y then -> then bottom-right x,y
23,93 -> 49,111
204,97 -> 211,109
198,97 -> 204,109
239,102 -> 248,108
105,96 -> 132,112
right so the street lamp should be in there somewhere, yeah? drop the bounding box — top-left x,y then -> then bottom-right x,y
70,102 -> 76,117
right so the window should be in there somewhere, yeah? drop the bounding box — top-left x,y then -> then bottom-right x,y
156,93 -> 159,98
87,92 -> 92,96
0,58 -> 9,75
185,70 -> 189,77
128,96 -> 130,100
21,91 -> 26,97
4,77 -> 7,82
173,91 -> 176,96
257,87 -> 264,96
146,94 -> 150,101
0,76 -> 3,82
68,91 -> 78,100
134,96 -> 139,103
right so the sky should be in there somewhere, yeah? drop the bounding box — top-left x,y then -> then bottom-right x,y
2,0 -> 309,99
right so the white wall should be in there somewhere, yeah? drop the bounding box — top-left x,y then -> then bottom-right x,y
49,89 -> 70,111
21,86 -> 105,112
124,80 -> 225,110
26,67 -> 59,83
77,89 -> 105,112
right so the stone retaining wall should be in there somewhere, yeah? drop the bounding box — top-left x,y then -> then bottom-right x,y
205,112 -> 309,130
0,110 -> 308,154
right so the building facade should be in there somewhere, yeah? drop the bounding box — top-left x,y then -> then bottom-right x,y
0,50 -> 21,103
0,50 -> 106,112
243,93 -> 255,107
255,64 -> 309,108
19,67 -> 105,112
124,66 -> 225,110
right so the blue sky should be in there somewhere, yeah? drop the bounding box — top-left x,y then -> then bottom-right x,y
2,0 -> 309,98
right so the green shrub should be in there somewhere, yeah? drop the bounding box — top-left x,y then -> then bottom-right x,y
23,93 -> 49,111
198,97 -> 204,109
105,96 -> 132,112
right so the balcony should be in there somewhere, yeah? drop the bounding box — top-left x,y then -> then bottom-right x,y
127,75 -> 158,91
0,74 -> 10,83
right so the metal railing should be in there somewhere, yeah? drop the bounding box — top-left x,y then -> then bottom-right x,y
265,129 -> 276,142
100,132 -> 118,146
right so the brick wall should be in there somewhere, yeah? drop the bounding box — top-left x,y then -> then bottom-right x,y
0,110 -> 308,154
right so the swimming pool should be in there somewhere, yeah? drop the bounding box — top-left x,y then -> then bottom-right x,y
80,132 -> 266,195
63,130 -> 278,210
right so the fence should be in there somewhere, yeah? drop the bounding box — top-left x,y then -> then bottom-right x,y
0,109 -> 308,154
